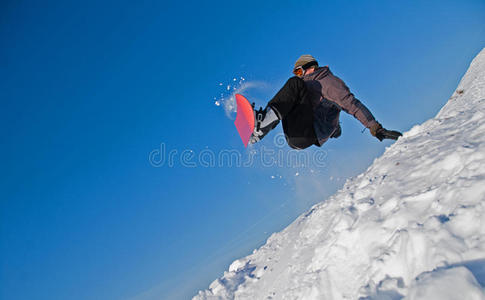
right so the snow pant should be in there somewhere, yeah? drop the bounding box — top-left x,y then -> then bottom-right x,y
268,77 -> 319,150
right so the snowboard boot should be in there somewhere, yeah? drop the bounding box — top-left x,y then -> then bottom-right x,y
250,106 -> 280,144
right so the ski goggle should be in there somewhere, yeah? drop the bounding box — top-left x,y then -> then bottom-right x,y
293,66 -> 305,77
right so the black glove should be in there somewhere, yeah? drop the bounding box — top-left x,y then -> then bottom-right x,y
370,123 -> 402,141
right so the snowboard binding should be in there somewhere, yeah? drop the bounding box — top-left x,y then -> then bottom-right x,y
250,104 -> 280,144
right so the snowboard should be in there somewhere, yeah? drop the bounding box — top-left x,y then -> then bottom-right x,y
234,94 -> 255,147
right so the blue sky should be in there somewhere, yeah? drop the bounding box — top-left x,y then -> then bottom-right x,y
1,0 -> 484,299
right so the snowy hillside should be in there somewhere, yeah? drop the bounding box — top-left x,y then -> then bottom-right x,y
195,48 -> 485,300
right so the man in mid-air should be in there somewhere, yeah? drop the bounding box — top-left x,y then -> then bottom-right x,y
250,54 -> 402,149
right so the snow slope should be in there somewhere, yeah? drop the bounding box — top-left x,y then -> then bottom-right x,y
195,48 -> 485,300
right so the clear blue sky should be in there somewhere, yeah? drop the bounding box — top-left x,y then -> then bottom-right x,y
1,0 -> 484,299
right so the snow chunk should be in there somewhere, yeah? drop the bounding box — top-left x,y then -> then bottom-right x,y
406,267 -> 485,300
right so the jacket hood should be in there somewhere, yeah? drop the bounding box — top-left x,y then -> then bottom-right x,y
304,66 -> 329,81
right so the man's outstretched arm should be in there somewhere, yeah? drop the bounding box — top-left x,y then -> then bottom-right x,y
320,69 -> 402,141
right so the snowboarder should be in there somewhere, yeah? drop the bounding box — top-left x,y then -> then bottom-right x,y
250,55 -> 402,149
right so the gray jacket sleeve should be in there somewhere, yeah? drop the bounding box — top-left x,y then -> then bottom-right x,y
319,70 -> 378,128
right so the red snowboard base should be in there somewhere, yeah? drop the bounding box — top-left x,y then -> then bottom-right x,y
234,94 -> 255,147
